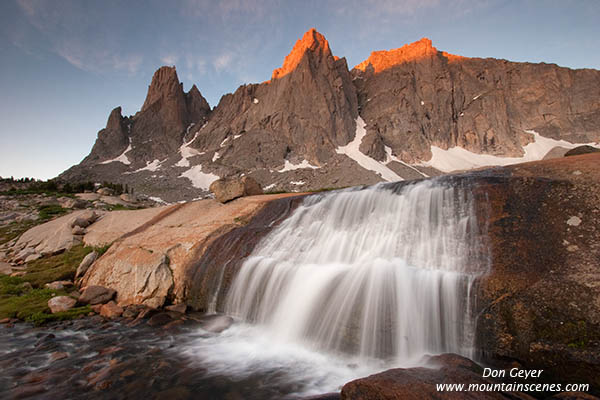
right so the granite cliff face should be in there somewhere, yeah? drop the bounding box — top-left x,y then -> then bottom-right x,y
61,29 -> 600,202
353,38 -> 600,164
61,67 -> 210,183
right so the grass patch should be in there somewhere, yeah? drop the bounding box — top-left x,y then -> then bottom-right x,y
0,219 -> 38,246
94,243 -> 112,257
105,204 -> 138,211
0,271 -> 90,325
37,204 -> 68,220
22,244 -> 93,288
0,190 -> 75,197
26,306 -> 91,326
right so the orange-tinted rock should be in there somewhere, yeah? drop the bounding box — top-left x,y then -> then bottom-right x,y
209,176 -> 263,203
81,193 -> 306,308
100,301 -> 123,318
341,354 -> 534,400
354,37 -> 438,73
271,28 -> 332,80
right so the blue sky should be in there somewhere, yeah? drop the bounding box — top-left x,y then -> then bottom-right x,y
1,0 -> 599,180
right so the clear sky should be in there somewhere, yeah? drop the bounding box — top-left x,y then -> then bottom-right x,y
1,0 -> 599,180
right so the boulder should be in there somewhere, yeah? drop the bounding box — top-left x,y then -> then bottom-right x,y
79,285 -> 116,305
565,145 -> 600,157
475,155 -> 600,391
83,206 -> 168,247
80,195 -> 300,308
341,354 -> 534,400
13,209 -> 104,257
119,193 -> 137,203
122,304 -> 149,319
83,251 -> 173,309
72,226 -> 86,235
24,253 -> 41,263
0,261 -> 12,275
75,251 -> 98,280
147,312 -> 174,327
96,188 -> 114,196
209,176 -> 263,203
71,211 -> 98,228
58,197 -> 87,209
100,301 -> 123,318
48,296 -> 77,313
45,281 -> 73,290
15,247 -> 36,262
76,193 -> 101,202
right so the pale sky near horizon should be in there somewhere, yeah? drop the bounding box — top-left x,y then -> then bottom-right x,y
1,0 -> 599,180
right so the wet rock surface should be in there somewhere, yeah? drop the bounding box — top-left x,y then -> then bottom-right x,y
341,354 -> 535,400
0,317 -> 346,400
473,154 -> 600,393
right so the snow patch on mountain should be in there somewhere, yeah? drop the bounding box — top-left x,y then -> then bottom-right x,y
336,117 -> 403,182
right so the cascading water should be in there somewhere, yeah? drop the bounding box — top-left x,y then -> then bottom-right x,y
224,179 -> 488,363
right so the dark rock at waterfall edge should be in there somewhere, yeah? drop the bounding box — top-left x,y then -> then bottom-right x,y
474,154 -> 600,394
341,353 -> 535,400
564,145 -> 600,157
147,312 -> 174,327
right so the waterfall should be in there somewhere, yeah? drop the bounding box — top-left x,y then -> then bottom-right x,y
224,179 -> 488,363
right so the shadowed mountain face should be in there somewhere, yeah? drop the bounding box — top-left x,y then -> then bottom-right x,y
61,29 -> 600,202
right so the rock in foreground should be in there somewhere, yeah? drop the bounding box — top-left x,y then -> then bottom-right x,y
47,296 -> 77,314
341,354 -> 534,400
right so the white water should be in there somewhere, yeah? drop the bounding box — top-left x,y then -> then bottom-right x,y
225,180 -> 488,363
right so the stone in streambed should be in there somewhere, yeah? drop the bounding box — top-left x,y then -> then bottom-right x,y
49,351 -> 69,362
147,312 -> 174,327
198,314 -> 234,333
100,301 -> 123,318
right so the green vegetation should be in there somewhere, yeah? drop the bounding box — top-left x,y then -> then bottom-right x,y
0,275 -> 90,325
1,177 -> 131,197
105,204 -> 138,211
37,204 -> 68,220
0,219 -> 38,246
22,244 -> 93,288
94,243 -> 112,257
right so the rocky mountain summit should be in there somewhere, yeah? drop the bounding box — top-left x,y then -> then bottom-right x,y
61,29 -> 600,202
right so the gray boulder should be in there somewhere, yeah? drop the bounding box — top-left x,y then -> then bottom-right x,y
75,251 -> 98,280
565,145 -> 600,157
0,261 -> 12,275
48,296 -> 77,313
209,176 -> 263,203
79,285 -> 116,305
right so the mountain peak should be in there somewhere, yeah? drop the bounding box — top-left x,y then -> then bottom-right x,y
354,37 -> 439,73
271,28 -> 333,80
141,66 -> 182,112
